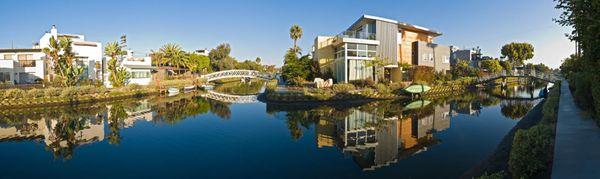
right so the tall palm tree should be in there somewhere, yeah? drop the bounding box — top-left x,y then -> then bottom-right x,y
289,25 -> 303,53
105,42 -> 127,86
43,36 -> 63,78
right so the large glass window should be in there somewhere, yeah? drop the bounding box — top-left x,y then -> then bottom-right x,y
346,43 -> 377,58
0,72 -> 10,82
17,54 -> 33,60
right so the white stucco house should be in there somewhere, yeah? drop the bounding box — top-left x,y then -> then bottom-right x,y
103,50 -> 153,87
0,25 -> 102,84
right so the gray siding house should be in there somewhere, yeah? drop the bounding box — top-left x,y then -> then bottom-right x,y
412,41 -> 451,73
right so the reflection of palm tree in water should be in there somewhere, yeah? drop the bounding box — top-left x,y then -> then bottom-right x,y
45,116 -> 88,160
108,104 -> 127,145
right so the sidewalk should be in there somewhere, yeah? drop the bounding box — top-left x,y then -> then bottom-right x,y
551,80 -> 600,178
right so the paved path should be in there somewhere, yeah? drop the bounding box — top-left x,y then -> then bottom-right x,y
552,80 -> 600,178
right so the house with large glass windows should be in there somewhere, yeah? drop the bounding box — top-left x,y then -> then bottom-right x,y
313,15 -> 451,83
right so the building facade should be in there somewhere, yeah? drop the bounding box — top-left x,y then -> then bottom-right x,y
104,50 -> 153,87
0,25 -> 102,84
313,15 -> 451,83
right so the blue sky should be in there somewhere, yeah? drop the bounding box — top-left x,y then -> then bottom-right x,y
0,0 -> 573,68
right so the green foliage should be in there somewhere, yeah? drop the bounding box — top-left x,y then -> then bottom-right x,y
43,36 -> 85,87
501,42 -> 534,66
60,87 -> 78,98
365,56 -> 386,82
451,60 -> 478,78
25,88 -> 45,98
332,83 -> 356,93
3,89 -> 25,99
480,59 -> 503,73
287,76 -> 307,87
501,102 -> 533,119
235,60 -> 263,71
411,66 -> 434,84
509,124 -> 553,178
109,66 -> 130,88
374,83 -> 391,94
208,43 -> 237,71
476,171 -> 506,179
542,87 -> 560,124
44,87 -> 62,97
187,53 -> 211,73
289,24 -> 303,53
281,49 -> 315,83
525,63 -> 551,73
559,54 -> 581,79
349,79 -> 374,88
499,60 -> 512,72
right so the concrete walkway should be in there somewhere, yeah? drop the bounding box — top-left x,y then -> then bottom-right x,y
552,80 -> 600,178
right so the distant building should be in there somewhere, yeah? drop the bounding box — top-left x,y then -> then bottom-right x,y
451,47 -> 484,68
0,25 -> 102,84
195,49 -> 209,56
412,41 -> 451,73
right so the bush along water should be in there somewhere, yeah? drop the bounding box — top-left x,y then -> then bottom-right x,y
0,84 -> 155,107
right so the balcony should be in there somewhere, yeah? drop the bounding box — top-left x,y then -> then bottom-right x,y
337,31 -> 376,40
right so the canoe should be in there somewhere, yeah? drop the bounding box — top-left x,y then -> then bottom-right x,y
201,84 -> 214,90
167,87 -> 179,96
404,100 -> 431,110
404,84 -> 431,94
184,86 -> 196,91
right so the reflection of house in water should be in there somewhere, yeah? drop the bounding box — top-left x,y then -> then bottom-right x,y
0,117 -> 105,156
315,103 -> 452,171
0,100 -> 155,158
450,101 -> 482,116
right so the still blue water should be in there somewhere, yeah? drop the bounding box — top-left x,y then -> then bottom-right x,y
0,86 -> 544,178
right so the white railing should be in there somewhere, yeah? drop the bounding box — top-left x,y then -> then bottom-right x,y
200,70 -> 274,82
475,69 -> 557,84
201,90 -> 258,103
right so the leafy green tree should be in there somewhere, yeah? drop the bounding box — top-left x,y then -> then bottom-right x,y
255,57 -> 262,64
499,60 -> 512,72
159,43 -> 186,72
451,60 -> 478,78
480,59 -> 503,73
209,43 -> 236,71
365,56 -> 386,83
105,42 -> 129,87
501,42 -> 534,67
186,53 -> 211,74
281,48 -> 314,83
289,25 -> 303,53
559,54 -> 581,79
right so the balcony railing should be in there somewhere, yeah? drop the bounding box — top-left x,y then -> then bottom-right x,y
336,31 -> 376,40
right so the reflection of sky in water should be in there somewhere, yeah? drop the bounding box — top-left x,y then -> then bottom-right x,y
0,86 -> 544,178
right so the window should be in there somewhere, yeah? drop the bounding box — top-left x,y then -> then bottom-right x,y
19,60 -> 36,67
443,56 -> 449,63
346,43 -> 377,58
0,72 -> 10,82
3,54 -> 12,60
17,54 -> 33,60
131,71 -> 151,78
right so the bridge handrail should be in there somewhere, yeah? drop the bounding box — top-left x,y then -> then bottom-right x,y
200,69 -> 275,81
475,69 -> 557,84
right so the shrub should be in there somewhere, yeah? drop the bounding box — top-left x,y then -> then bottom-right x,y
411,66 -> 435,84
476,171 -> 506,179
508,124 -> 553,178
350,79 -> 375,88
332,84 -> 355,93
25,88 -> 45,98
542,87 -> 560,124
362,88 -> 374,96
60,87 -> 78,98
77,86 -> 98,96
287,76 -> 307,87
44,87 -> 62,97
4,89 -> 25,99
126,84 -> 142,91
374,83 -> 391,94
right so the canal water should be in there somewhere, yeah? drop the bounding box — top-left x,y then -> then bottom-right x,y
0,84 -> 546,178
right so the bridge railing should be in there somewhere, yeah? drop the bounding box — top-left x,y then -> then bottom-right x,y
200,70 -> 275,81
475,69 -> 556,84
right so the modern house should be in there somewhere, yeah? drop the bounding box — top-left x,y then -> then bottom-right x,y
103,50 -> 153,87
451,47 -> 484,68
0,25 -> 102,84
313,15 -> 451,83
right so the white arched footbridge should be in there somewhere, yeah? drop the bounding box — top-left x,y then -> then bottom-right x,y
201,90 -> 259,103
200,70 -> 275,82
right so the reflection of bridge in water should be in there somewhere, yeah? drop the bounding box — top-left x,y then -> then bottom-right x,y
201,90 -> 259,103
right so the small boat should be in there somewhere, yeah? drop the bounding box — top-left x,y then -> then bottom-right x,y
404,84 -> 432,94
184,86 -> 196,92
201,84 -> 214,90
167,87 -> 179,96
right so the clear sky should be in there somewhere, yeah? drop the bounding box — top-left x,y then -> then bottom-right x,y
0,0 -> 573,68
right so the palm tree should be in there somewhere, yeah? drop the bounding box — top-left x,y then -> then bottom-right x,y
159,43 -> 186,73
289,25 -> 303,53
43,36 -> 63,78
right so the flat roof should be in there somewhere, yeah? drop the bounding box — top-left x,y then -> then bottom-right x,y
0,48 -> 42,53
349,14 -> 442,36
